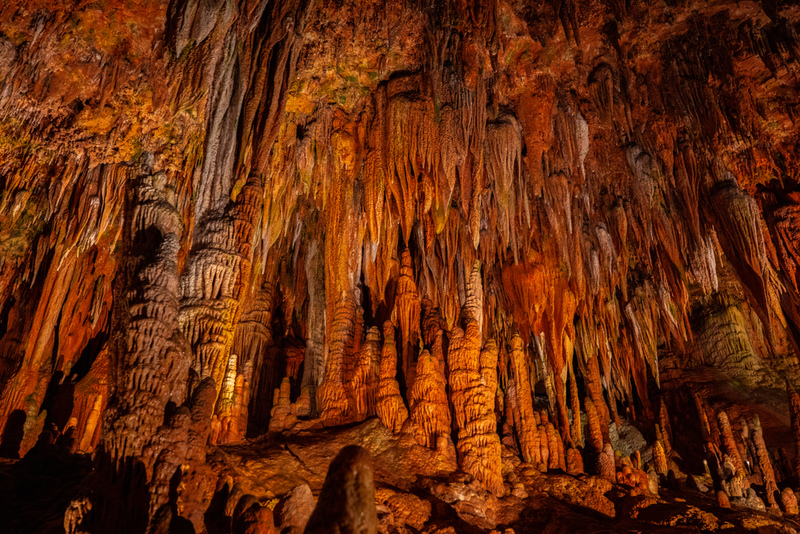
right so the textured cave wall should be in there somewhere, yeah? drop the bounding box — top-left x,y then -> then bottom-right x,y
2,0 -> 800,530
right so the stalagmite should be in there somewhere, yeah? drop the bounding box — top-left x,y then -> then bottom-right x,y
750,417 -> 780,508
568,364 -> 581,447
303,446 -> 378,534
103,173 -> 189,471
599,443 -> 617,482
318,294 -> 358,427
782,488 -> 799,515
269,377 -> 298,433
462,261 -> 484,336
716,410 -> 749,486
584,351 -> 610,443
566,447 -> 584,475
180,178 -> 263,399
654,440 -> 668,476
447,323 -> 504,495
717,490 -> 731,509
394,250 -> 421,389
78,394 -> 103,453
584,397 -> 604,453
376,322 -> 409,433
508,335 -> 540,465
659,399 -> 673,453
546,423 -> 562,471
350,326 -> 381,422
405,349 -> 450,449
789,381 -> 800,479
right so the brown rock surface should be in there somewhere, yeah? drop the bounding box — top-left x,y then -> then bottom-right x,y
376,322 -> 409,434
405,349 -> 450,449
274,484 -> 315,534
447,323 -> 504,496
303,445 -> 378,534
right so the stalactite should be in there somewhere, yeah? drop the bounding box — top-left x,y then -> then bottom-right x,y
6,1 -> 800,531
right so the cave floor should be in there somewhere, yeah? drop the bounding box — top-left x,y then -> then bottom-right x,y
4,417 -> 800,533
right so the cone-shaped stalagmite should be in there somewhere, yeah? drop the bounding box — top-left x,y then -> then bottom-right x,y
654,440 -> 668,476
750,417 -> 780,508
659,399 -> 673,453
351,326 -> 381,422
568,363 -> 582,448
584,397 -> 604,453
377,322 -> 409,433
394,250 -> 421,390
717,410 -> 749,486
508,334 -> 541,465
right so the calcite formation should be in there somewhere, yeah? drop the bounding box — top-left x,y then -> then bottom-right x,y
716,410 -> 749,488
376,322 -> 408,434
303,445 -> 378,534
405,349 -> 450,449
750,416 -> 780,508
4,0 -> 800,532
508,334 -> 541,466
447,321 -> 503,496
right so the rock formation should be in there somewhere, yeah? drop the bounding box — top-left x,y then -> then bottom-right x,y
405,349 -> 450,449
750,416 -> 780,508
3,0 -> 800,532
303,445 -> 378,534
376,321 -> 409,434
447,322 -> 504,496
508,334 -> 541,466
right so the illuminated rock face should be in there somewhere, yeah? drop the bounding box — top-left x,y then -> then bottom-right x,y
4,0 -> 800,532
447,322 -> 503,496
